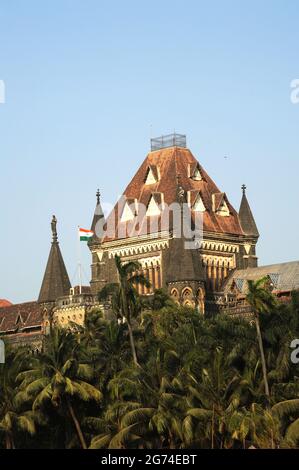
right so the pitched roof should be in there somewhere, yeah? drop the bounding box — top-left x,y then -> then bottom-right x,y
0,301 -> 42,333
103,146 -> 245,242
223,261 -> 299,294
38,216 -> 71,303
239,189 -> 259,237
0,299 -> 12,308
90,189 -> 105,244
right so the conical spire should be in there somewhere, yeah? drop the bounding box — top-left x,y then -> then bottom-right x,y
38,216 -> 71,303
90,189 -> 105,243
239,185 -> 259,237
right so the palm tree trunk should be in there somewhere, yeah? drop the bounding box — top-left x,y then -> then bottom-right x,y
254,314 -> 270,399
5,433 -> 11,449
120,286 -> 139,367
5,432 -> 15,449
211,405 -> 215,449
127,320 -> 139,367
66,399 -> 87,449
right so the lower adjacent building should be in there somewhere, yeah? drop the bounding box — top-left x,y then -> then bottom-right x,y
0,134 -> 298,347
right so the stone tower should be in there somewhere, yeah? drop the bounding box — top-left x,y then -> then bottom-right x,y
38,215 -> 71,310
163,175 -> 206,311
88,134 -> 259,312
238,184 -> 259,269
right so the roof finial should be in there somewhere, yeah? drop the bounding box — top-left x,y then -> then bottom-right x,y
241,184 -> 247,195
96,189 -> 101,205
51,215 -> 58,242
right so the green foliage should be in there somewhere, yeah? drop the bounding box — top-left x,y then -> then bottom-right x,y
1,281 -> 299,448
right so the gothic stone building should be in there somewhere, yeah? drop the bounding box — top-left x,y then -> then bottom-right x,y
1,133 -> 298,345
89,134 -> 259,313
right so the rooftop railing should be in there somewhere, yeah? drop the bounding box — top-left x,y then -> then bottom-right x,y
150,133 -> 186,151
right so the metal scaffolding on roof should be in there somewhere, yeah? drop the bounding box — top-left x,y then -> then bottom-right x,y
150,133 -> 186,151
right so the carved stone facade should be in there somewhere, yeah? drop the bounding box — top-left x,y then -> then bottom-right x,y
88,139 -> 259,314
5,135 -> 299,347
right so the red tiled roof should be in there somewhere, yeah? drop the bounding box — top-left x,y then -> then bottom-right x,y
103,146 -> 244,242
0,301 -> 42,333
0,299 -> 12,308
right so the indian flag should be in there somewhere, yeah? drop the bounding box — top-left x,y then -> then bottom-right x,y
79,227 -> 93,241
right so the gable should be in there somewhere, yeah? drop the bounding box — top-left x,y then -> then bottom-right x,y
120,200 -> 136,222
146,195 -> 161,216
212,193 -> 230,217
192,165 -> 203,181
144,166 -> 158,185
268,273 -> 280,289
188,163 -> 204,181
217,199 -> 230,217
192,193 -> 206,212
230,278 -> 245,294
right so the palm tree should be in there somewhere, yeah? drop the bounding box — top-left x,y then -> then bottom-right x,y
89,353 -> 185,449
0,347 -> 43,449
272,381 -> 299,447
226,403 -> 279,448
182,347 -> 243,448
142,288 -> 175,311
246,277 -> 276,399
17,328 -> 102,449
98,255 -> 150,366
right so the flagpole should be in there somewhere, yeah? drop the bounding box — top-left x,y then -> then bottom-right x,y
78,226 -> 82,295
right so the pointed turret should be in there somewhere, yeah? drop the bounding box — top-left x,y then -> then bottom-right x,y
38,216 -> 71,304
166,174 -> 205,283
239,185 -> 259,238
164,174 -> 206,311
89,189 -> 105,244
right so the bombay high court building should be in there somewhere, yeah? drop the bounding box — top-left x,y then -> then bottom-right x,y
1,133 -> 299,348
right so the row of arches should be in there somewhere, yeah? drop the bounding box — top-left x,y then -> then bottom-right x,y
133,264 -> 162,294
202,257 -> 233,291
170,286 -> 205,313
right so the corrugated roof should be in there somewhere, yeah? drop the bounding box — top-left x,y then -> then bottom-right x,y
224,261 -> 299,294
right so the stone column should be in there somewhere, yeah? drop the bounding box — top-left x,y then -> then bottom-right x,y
145,268 -> 150,294
154,266 -> 160,289
149,265 -> 155,292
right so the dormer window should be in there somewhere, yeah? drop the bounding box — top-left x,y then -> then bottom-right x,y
192,166 -> 202,181
144,165 -> 159,185
146,193 -> 163,216
212,193 -> 230,217
217,200 -> 230,217
120,198 -> 137,222
15,313 -> 23,326
188,163 -> 204,181
189,191 -> 206,212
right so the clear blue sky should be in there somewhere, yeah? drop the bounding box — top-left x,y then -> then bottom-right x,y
1,0 -> 298,303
